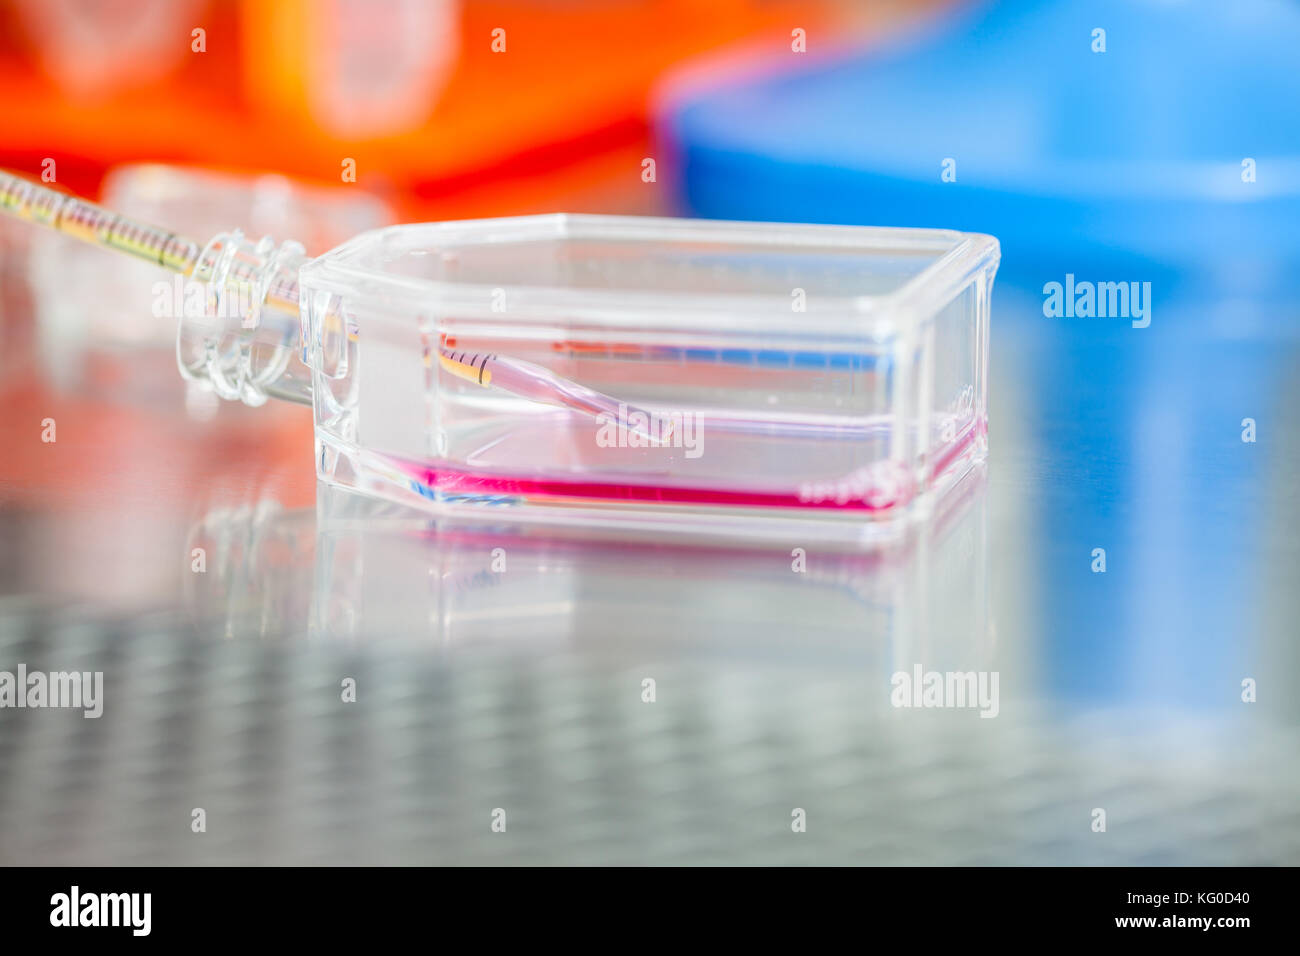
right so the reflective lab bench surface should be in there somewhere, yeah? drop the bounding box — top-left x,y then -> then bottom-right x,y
1,275 -> 1297,866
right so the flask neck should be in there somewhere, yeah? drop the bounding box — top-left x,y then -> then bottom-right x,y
178,230 -> 313,407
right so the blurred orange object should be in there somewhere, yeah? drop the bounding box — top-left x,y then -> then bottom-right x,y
0,0 -> 837,217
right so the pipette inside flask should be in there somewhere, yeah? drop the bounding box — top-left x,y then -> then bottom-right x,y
0,170 -> 670,442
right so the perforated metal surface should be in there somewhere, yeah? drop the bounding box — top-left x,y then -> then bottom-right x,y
2,600 -> 1297,866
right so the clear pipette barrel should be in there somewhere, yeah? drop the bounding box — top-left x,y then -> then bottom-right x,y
1,169 -> 201,274
0,169 -> 667,431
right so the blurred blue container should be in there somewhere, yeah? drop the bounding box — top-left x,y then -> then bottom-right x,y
655,0 -> 1300,299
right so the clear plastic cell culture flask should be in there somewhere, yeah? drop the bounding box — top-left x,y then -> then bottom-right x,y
297,215 -> 998,544
0,170 -> 998,545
